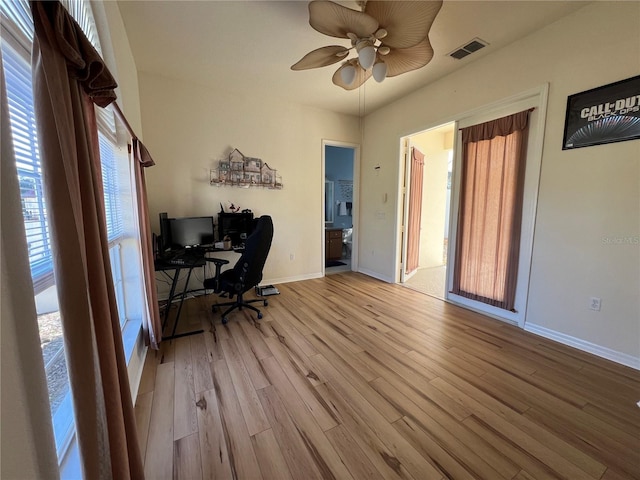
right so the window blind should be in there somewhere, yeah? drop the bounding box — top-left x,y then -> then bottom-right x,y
1,0 -> 122,284
98,132 -> 125,242
2,40 -> 54,293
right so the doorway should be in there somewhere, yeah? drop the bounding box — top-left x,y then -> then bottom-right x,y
400,123 -> 455,299
323,141 -> 359,275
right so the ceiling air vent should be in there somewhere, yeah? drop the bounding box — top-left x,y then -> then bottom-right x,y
449,38 -> 488,60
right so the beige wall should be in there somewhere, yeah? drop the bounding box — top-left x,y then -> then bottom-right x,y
139,73 -> 360,284
360,2 -> 639,361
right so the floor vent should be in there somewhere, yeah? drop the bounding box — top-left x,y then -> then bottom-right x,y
449,38 -> 488,60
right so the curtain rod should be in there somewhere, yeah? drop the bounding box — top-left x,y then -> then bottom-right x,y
112,102 -> 137,140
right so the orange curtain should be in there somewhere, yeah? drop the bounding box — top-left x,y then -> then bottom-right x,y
31,2 -> 144,478
406,147 -> 425,275
452,110 -> 531,311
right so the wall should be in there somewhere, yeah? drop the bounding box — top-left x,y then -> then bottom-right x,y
359,2 -> 640,362
139,73 -> 360,284
325,145 -> 354,229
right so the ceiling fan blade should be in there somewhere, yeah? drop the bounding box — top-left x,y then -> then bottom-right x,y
383,38 -> 435,77
291,45 -> 350,70
365,0 -> 443,49
332,61 -> 372,90
309,0 -> 379,39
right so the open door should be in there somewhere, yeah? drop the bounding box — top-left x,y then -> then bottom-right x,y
403,145 -> 425,281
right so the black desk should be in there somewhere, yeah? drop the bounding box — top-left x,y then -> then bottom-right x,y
155,247 -> 240,340
155,252 -> 207,340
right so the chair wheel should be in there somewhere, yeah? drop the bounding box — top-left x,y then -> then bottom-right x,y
264,299 -> 269,306
257,312 -> 263,320
222,317 -> 228,324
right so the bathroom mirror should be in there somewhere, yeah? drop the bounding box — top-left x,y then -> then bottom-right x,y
325,180 -> 334,224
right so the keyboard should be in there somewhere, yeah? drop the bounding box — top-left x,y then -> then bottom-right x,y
163,251 -> 201,265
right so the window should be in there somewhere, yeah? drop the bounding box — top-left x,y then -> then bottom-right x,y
1,0 -> 147,467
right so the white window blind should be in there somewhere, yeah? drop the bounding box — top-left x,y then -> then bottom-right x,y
2,40 -> 54,293
98,132 -> 125,242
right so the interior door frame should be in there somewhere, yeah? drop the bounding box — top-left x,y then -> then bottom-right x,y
446,85 -> 549,328
321,139 -> 361,275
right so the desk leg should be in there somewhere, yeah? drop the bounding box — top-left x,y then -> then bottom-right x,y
167,264 -> 204,340
162,266 -> 182,330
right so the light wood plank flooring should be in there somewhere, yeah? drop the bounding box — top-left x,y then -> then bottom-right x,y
135,272 -> 640,479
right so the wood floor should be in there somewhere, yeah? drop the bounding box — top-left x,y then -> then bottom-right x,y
135,272 -> 640,480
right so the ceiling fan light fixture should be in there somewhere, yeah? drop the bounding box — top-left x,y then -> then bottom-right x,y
372,61 -> 387,82
375,28 -> 388,39
298,0 -> 444,88
341,64 -> 357,85
358,44 -> 376,69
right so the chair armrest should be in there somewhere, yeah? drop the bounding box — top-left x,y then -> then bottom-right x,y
206,257 -> 230,279
204,257 -> 231,293
205,257 -> 230,267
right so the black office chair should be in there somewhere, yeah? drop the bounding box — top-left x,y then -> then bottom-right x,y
203,215 -> 273,324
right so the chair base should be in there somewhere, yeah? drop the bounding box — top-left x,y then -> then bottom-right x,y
213,293 -> 268,324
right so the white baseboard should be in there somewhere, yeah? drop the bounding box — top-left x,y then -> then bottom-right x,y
263,272 -> 323,286
525,323 -> 640,370
357,267 -> 395,284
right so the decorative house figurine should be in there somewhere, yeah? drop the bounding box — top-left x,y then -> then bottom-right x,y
261,163 -> 275,186
210,148 -> 283,189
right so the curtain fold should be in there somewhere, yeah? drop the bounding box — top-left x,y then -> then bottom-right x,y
133,138 -> 162,349
406,147 -> 425,275
452,109 -> 531,311
30,1 -> 144,478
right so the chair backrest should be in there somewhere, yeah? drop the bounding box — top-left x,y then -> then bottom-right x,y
232,215 -> 273,292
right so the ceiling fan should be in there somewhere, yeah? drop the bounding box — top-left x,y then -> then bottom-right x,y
291,0 -> 443,90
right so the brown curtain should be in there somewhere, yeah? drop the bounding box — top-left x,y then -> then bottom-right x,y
452,109 -> 532,311
132,138 -> 162,349
406,147 -> 425,275
30,2 -> 144,478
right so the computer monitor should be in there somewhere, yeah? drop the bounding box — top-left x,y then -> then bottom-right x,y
169,216 -> 215,248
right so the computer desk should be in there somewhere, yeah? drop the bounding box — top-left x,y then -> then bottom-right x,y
155,247 -> 241,340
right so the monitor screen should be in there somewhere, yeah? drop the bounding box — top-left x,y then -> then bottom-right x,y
169,216 -> 215,248
218,212 -> 254,246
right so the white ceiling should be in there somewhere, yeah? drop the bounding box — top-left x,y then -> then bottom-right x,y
117,0 -> 588,117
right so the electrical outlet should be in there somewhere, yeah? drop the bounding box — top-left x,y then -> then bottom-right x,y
589,297 -> 601,311
289,253 -> 295,261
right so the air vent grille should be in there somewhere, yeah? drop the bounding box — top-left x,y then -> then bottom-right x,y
449,38 -> 488,60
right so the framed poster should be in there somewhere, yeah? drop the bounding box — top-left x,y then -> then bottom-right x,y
562,75 -> 640,150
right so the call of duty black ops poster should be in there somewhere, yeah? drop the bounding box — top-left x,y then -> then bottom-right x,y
562,75 -> 640,150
